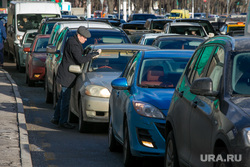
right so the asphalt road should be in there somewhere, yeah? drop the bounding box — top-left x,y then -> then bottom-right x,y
3,58 -> 164,167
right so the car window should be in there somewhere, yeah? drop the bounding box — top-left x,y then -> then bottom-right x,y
232,53 -> 250,95
139,58 -> 189,88
122,52 -> 139,77
192,46 -> 214,81
186,48 -> 202,84
157,39 -> 204,50
56,29 -> 68,50
125,57 -> 138,86
34,37 -> 49,52
206,46 -> 225,91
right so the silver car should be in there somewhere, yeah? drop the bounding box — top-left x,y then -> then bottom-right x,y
68,44 -> 157,133
17,29 -> 37,72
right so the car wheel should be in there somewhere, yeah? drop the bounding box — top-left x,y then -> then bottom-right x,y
16,54 -> 19,70
78,98 -> 90,133
123,121 -> 134,167
214,148 -> 232,167
108,111 -> 119,152
45,74 -> 53,103
164,131 -> 179,167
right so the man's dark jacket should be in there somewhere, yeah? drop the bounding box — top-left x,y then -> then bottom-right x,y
56,34 -> 95,88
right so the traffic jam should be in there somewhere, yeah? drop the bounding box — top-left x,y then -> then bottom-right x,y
1,0 -> 250,167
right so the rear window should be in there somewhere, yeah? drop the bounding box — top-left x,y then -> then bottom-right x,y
34,37 -> 49,52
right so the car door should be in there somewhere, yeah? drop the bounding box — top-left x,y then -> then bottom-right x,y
112,54 -> 139,142
171,48 -> 203,164
189,46 -> 225,167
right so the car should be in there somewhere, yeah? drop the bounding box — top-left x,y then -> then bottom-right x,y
128,13 -> 157,22
220,22 -> 245,35
37,17 -> 83,35
16,29 -> 38,72
173,18 -> 217,36
164,36 -> 250,167
138,33 -> 178,45
24,34 -> 50,86
194,13 -> 206,19
164,22 -> 212,39
152,35 -> 205,50
144,19 -> 173,33
68,44 -> 157,132
109,49 -> 194,166
45,26 -> 131,106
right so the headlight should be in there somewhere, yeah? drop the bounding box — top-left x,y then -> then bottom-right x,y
132,101 -> 165,119
17,35 -> 23,41
243,127 -> 250,146
85,85 -> 110,98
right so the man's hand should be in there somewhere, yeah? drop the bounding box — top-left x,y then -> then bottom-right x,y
92,49 -> 102,59
97,49 -> 102,54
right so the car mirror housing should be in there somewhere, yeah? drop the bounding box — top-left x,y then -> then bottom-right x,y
111,77 -> 129,90
190,77 -> 218,97
69,65 -> 82,74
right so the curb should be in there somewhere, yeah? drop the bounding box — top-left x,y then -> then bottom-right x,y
2,69 -> 33,167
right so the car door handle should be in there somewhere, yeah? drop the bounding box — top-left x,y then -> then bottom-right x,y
178,91 -> 184,97
192,101 -> 198,108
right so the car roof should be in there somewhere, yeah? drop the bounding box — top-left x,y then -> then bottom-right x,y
55,21 -> 112,29
142,33 -> 172,38
155,35 -> 205,40
170,22 -> 202,26
24,29 -> 38,33
204,36 -> 250,52
143,50 -> 194,59
89,44 -> 158,50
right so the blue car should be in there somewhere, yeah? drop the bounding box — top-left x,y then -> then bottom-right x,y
108,50 -> 194,166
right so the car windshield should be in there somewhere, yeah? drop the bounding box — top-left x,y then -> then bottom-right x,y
232,53 -> 250,95
23,32 -> 37,44
152,21 -> 171,30
228,26 -> 245,32
89,50 -> 137,72
156,39 -> 204,50
170,13 -> 180,17
34,37 -> 49,52
17,14 -> 60,32
169,26 -> 206,37
138,58 -> 189,88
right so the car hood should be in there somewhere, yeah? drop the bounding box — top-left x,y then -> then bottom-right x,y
32,53 -> 47,62
86,72 -> 122,91
134,87 -> 175,111
231,97 -> 250,117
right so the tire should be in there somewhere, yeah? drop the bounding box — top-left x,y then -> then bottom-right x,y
164,131 -> 179,167
78,98 -> 90,133
108,111 -> 119,152
123,121 -> 134,167
45,74 -> 53,103
214,148 -> 232,167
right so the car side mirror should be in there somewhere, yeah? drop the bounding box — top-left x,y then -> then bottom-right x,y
69,65 -> 82,74
111,77 -> 129,90
190,77 -> 218,97
208,33 -> 215,38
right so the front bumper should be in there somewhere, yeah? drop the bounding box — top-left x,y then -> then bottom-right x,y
82,95 -> 109,123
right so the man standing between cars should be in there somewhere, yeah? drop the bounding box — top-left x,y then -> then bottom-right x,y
0,20 -> 7,68
51,26 -> 101,129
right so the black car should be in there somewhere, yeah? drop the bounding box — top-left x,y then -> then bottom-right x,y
144,18 -> 173,32
173,18 -> 217,36
128,13 -> 157,22
164,36 -> 250,167
152,35 -> 205,50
